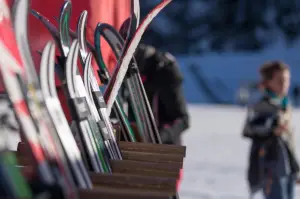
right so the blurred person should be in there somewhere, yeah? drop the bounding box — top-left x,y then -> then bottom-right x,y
242,61 -> 299,199
132,43 -> 190,146
123,44 -> 189,198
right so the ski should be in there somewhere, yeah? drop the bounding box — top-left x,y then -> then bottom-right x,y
59,1 -> 105,172
103,0 -> 172,116
59,5 -> 120,165
118,3 -> 157,142
12,0 -> 80,197
65,39 -> 103,172
69,26 -> 137,142
32,1 -> 108,172
119,0 -> 140,57
63,12 -> 137,144
0,0 -> 74,198
81,53 -> 113,172
119,19 -> 157,143
119,18 -> 162,144
81,52 -> 113,171
94,23 -> 148,142
60,2 -> 119,165
39,41 -> 93,188
76,11 -> 122,161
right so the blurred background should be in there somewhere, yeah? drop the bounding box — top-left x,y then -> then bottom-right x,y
138,1 -> 300,198
141,0 -> 300,106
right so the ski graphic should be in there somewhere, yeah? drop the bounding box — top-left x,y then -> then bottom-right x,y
103,0 -> 172,115
40,41 -> 93,188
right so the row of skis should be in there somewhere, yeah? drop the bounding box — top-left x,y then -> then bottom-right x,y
0,0 -> 174,198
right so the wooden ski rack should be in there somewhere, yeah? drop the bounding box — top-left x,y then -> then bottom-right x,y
14,139 -> 185,198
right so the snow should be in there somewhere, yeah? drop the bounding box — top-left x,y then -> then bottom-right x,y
179,105 -> 300,199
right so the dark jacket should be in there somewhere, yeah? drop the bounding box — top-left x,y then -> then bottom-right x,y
131,44 -> 190,145
242,96 -> 299,192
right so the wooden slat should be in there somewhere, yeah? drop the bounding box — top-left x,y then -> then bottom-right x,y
111,160 -> 180,178
78,187 -> 171,199
118,141 -> 186,157
121,150 -> 183,168
89,173 -> 176,193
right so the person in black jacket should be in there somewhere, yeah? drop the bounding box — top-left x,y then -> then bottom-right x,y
132,43 -> 190,145
242,61 -> 299,199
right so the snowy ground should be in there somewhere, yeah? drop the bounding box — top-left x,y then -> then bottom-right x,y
179,105 -> 300,199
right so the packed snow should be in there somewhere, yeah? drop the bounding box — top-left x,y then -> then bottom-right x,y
179,105 -> 300,199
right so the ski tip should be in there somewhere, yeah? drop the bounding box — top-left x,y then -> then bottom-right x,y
64,0 -> 72,4
81,10 -> 88,17
132,0 -> 140,28
63,0 -> 72,7
59,0 -> 72,31
44,41 -> 55,54
77,10 -> 88,33
78,10 -> 88,27
95,22 -> 102,30
119,18 -> 131,40
40,41 -> 55,69
77,10 -> 88,52
65,39 -> 79,97
30,9 -> 38,15
60,0 -> 72,18
30,9 -> 40,18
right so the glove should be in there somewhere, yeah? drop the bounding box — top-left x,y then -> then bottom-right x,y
160,128 -> 174,145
